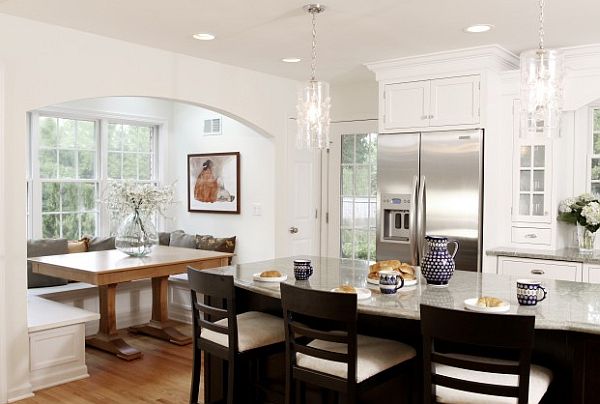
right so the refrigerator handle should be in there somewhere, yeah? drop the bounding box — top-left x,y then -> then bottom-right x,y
417,176 -> 427,264
409,175 -> 419,265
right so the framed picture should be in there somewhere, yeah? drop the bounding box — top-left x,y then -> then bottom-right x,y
187,152 -> 240,214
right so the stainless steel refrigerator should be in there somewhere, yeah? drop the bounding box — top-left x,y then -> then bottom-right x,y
376,130 -> 483,272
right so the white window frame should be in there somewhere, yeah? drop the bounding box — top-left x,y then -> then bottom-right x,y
28,107 -> 167,239
590,106 -> 600,195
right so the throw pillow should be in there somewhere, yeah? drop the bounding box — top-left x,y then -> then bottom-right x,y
169,230 -> 197,249
196,235 -> 236,264
158,231 -> 178,246
67,239 -> 88,253
87,236 -> 116,251
27,239 -> 69,288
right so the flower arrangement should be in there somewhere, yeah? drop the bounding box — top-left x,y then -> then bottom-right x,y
102,181 -> 176,217
558,193 -> 600,232
558,193 -> 600,252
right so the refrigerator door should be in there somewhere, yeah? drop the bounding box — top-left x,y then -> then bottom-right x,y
419,130 -> 483,271
376,133 -> 420,264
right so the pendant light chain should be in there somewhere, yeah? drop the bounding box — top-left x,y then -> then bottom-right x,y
311,9 -> 317,81
538,0 -> 545,50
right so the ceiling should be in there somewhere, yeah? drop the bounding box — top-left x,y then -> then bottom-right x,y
1,0 -> 598,83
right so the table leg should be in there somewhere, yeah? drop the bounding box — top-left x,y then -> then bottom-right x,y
86,283 -> 143,361
128,276 -> 192,345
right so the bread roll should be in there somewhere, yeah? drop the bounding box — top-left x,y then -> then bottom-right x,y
338,285 -> 356,293
476,296 -> 506,308
260,270 -> 282,278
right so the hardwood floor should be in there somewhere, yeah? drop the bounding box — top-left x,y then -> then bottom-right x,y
20,326 -> 200,403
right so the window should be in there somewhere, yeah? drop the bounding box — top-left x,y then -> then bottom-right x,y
29,112 -> 159,239
340,133 -> 377,261
591,108 -> 600,195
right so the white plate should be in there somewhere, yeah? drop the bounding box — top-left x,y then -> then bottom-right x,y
464,298 -> 510,313
331,287 -> 372,300
253,273 -> 288,283
366,277 -> 417,287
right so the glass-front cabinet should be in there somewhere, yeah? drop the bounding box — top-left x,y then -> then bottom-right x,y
512,134 -> 553,223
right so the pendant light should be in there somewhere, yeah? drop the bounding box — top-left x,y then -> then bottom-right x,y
296,4 -> 331,150
520,0 -> 564,138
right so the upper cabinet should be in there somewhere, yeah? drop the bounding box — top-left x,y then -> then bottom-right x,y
382,75 -> 480,131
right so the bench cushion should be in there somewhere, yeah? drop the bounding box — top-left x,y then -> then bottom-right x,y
87,236 -> 115,251
169,230 -> 197,249
27,239 -> 69,288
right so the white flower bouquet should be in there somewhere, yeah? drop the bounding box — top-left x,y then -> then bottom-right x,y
558,193 -> 600,250
102,181 -> 175,217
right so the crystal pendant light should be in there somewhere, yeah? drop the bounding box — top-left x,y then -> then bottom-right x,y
520,0 -> 564,138
296,4 -> 331,150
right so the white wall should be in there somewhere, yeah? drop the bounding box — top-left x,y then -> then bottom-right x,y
0,13 -> 296,401
330,79 -> 378,122
168,103 -> 275,263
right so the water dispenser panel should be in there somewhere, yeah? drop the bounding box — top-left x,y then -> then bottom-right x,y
381,193 -> 411,243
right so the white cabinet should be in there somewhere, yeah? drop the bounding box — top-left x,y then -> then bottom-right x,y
382,75 -> 480,131
583,264 -> 600,283
498,256 -> 582,281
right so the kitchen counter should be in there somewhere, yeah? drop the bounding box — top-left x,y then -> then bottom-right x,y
204,256 -> 600,336
487,246 -> 600,265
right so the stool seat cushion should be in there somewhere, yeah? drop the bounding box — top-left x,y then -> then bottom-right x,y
201,311 -> 284,352
296,334 -> 416,383
434,354 -> 553,404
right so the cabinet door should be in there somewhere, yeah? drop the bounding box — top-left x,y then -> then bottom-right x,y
513,140 -> 552,223
429,75 -> 480,127
383,80 -> 430,130
583,265 -> 600,283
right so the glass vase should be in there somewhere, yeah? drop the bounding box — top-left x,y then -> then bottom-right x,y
115,210 -> 158,257
577,223 -> 596,253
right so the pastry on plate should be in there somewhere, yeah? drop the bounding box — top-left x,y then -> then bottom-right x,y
369,260 -> 402,273
337,285 -> 356,294
476,296 -> 507,308
398,263 -> 415,276
367,271 -> 380,280
260,270 -> 283,278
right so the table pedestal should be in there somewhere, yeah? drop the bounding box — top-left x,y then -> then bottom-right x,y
86,283 -> 143,361
128,276 -> 192,345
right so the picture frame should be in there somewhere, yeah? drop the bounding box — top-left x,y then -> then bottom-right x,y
187,152 -> 240,214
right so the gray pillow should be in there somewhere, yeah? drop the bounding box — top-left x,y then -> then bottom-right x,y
27,239 -> 69,288
158,231 -> 174,246
169,231 -> 197,249
88,236 -> 116,251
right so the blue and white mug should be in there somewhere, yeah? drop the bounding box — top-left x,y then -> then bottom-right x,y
293,259 -> 313,280
517,279 -> 548,306
379,270 -> 405,294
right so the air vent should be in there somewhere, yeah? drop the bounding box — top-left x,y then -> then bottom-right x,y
203,118 -> 222,136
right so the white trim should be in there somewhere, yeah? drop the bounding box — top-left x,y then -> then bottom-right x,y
0,62 -> 7,404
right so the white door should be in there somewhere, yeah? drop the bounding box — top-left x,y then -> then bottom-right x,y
325,120 -> 378,259
383,80 -> 430,131
285,118 -> 321,257
429,75 -> 480,127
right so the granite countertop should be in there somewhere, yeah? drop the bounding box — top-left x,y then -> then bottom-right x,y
487,247 -> 600,264
202,256 -> 600,336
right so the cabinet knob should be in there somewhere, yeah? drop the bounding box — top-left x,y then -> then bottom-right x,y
289,226 -> 299,234
524,233 -> 538,239
531,269 -> 545,275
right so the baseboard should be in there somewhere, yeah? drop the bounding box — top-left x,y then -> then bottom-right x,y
7,383 -> 33,403
30,365 -> 89,392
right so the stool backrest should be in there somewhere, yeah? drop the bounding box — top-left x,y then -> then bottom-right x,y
280,283 -> 358,386
188,268 -> 239,354
420,304 -> 535,404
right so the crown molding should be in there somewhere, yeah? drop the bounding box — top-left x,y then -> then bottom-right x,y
365,45 -> 519,82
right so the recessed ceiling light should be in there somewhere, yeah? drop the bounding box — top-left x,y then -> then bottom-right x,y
463,24 -> 494,33
192,33 -> 215,41
282,57 -> 302,63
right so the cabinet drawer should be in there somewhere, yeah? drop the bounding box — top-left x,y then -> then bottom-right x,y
583,265 -> 600,283
511,227 -> 551,245
499,257 -> 581,281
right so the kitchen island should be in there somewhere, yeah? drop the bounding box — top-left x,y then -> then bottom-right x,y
200,256 -> 600,403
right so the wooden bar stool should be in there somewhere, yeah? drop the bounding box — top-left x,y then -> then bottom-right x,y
420,304 -> 553,404
188,268 -> 285,404
280,283 -> 417,404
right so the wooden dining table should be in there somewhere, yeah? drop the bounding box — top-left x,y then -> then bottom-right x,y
28,245 -> 232,360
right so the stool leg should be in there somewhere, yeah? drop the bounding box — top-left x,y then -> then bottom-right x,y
227,358 -> 235,404
189,348 -> 201,404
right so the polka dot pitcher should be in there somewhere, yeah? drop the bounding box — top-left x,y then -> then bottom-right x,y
421,235 -> 459,287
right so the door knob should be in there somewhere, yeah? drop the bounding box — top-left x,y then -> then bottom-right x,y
289,227 -> 299,234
